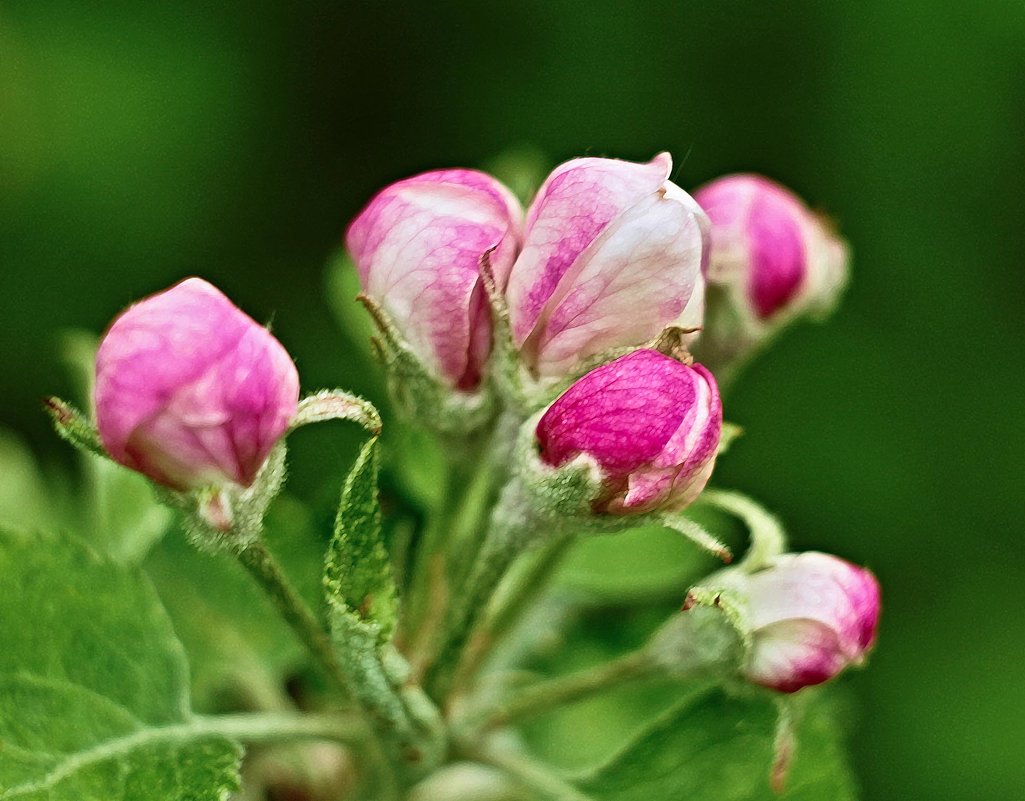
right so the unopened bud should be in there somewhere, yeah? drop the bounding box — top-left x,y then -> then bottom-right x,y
94,278 -> 299,492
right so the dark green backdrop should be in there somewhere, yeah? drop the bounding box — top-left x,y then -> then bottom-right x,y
1,2 -> 1022,799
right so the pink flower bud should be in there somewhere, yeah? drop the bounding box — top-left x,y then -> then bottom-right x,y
94,278 -> 300,491
346,169 -> 523,391
742,552 -> 880,693
504,154 -> 708,379
694,174 -> 847,321
535,349 -> 722,515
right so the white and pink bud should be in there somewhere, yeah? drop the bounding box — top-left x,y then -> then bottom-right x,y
691,175 -> 848,380
695,174 -> 847,321
94,278 -> 300,492
504,154 -> 708,381
534,349 -> 722,515
738,552 -> 880,693
346,169 -> 523,392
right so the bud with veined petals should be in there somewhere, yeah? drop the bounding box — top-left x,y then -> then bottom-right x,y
696,174 -> 847,320
346,169 -> 523,392
94,278 -> 300,492
692,174 -> 848,379
535,349 -> 722,515
738,551 -> 880,693
503,154 -> 708,382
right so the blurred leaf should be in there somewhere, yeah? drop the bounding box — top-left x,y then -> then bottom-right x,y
0,528 -> 241,799
325,250 -> 380,375
145,495 -> 327,712
0,430 -> 73,532
576,688 -> 856,801
325,436 -> 397,641
557,517 -> 730,603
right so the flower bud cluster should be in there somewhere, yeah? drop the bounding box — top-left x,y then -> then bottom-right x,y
347,154 -> 708,405
68,149 -> 876,701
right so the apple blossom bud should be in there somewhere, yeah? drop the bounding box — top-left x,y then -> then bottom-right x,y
694,174 -> 847,322
504,153 -> 708,380
739,552 -> 880,693
535,349 -> 722,515
94,278 -> 300,492
346,169 -> 523,391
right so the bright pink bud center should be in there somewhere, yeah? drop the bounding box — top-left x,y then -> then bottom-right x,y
695,174 -> 810,319
535,349 -> 722,514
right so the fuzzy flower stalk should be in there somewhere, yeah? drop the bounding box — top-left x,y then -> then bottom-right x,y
428,348 -> 723,694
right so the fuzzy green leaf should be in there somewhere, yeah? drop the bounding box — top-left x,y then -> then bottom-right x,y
0,528 -> 241,800
576,688 -> 857,801
325,436 -> 397,641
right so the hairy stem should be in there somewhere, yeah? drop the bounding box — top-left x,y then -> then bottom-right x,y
452,534 -> 575,693
472,649 -> 657,732
236,540 -> 352,695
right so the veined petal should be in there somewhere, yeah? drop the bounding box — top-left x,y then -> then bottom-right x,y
529,188 -> 706,378
346,169 -> 523,389
507,153 -> 673,347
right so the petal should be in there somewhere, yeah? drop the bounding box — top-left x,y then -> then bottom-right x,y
747,618 -> 849,693
528,187 -> 706,377
506,154 -> 672,347
346,169 -> 523,389
536,349 -> 694,475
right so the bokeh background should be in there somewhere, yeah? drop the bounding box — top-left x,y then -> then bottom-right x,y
2,2 -> 1023,799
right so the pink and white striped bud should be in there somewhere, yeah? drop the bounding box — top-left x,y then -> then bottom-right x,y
504,154 -> 708,381
346,169 -> 523,392
694,174 -> 847,322
94,278 -> 300,492
535,349 -> 722,515
740,552 -> 880,693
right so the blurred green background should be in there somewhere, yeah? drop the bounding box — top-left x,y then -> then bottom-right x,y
1,2 -> 1023,799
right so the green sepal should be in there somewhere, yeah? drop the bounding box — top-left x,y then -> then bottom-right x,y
44,396 -> 106,458
697,488 -> 787,571
683,585 -> 754,652
357,293 -> 495,435
325,436 -> 398,642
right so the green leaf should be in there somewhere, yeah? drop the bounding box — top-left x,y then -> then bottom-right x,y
576,688 -> 857,801
0,528 -> 241,800
145,495 -> 327,712
325,436 -> 397,641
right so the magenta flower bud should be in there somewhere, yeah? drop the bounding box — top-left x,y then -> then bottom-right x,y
742,552 -> 880,693
346,169 -> 523,391
535,349 -> 722,515
94,278 -> 300,492
504,154 -> 708,379
694,174 -> 847,321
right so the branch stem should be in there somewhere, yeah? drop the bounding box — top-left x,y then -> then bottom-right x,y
236,540 -> 351,695
475,649 -> 657,732
468,745 -> 596,801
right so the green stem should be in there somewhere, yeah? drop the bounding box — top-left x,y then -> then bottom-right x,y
698,488 -> 787,570
236,541 -> 351,695
426,517 -> 526,700
474,649 -> 657,732
469,746 -> 596,801
191,711 -> 368,745
453,534 -> 575,693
